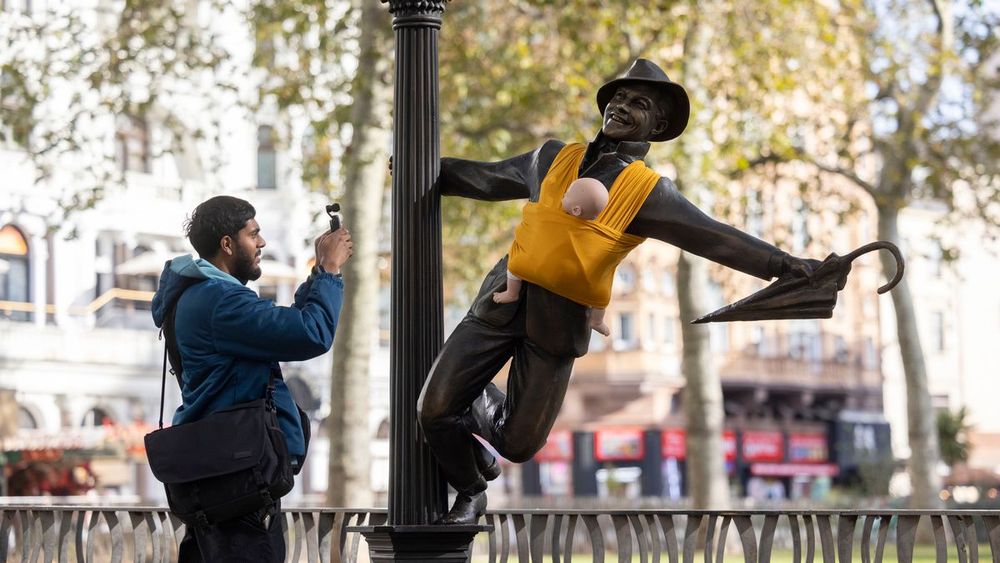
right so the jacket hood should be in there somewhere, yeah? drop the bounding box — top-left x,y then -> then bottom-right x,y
151,254 -> 242,327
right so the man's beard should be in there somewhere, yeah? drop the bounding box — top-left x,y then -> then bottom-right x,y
232,246 -> 262,284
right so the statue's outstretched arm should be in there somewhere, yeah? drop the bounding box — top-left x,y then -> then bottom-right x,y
437,150 -> 536,202
629,178 -> 797,280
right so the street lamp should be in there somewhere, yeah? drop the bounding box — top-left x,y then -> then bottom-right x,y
355,2 -> 489,560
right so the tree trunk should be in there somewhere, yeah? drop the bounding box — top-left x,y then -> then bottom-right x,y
877,204 -> 943,508
325,0 -> 391,508
677,251 -> 730,508
674,0 -> 729,510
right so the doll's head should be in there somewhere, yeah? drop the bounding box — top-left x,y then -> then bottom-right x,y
561,177 -> 609,220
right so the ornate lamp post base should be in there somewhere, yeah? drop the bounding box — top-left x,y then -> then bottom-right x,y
355,525 -> 492,562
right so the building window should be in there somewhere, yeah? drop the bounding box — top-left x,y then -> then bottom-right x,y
115,114 -> 150,173
81,407 -> 113,427
661,271 -> 675,295
748,326 -> 764,356
707,281 -> 729,352
616,312 -> 636,350
832,335 -> 849,363
862,337 -> 879,370
663,316 -> 675,346
787,320 -> 821,362
257,125 -> 277,190
614,265 -> 636,294
931,311 -> 946,352
16,406 -> 37,429
0,224 -> 30,321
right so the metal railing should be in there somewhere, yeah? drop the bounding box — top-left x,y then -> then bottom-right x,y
1,506 -> 999,562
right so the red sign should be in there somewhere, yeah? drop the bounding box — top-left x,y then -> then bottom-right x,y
661,429 -> 737,462
788,433 -> 828,463
750,463 -> 839,478
534,430 -> 573,462
595,428 -> 644,461
723,430 -> 737,462
741,430 -> 784,463
661,429 -> 686,459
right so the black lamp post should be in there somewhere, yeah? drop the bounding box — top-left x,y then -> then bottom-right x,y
384,0 -> 448,527
356,1 -> 489,560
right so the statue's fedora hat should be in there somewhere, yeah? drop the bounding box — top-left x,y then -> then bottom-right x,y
596,58 -> 690,142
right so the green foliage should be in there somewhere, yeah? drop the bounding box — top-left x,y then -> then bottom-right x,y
436,1 -> 688,298
799,1 -> 1000,238
938,406 -> 972,467
1,0 -> 236,222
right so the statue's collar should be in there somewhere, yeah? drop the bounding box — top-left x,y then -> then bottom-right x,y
587,132 -> 651,162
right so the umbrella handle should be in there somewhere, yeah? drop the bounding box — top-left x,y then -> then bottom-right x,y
841,241 -> 905,294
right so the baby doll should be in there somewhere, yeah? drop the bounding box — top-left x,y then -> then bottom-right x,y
493,177 -> 612,336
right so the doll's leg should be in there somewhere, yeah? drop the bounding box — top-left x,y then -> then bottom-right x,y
590,307 -> 611,336
492,271 -> 523,303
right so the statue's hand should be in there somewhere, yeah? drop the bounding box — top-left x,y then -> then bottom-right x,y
782,255 -> 822,279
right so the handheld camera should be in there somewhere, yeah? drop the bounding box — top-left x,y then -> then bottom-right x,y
326,203 -> 341,232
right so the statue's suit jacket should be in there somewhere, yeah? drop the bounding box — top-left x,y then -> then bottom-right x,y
438,136 -> 789,358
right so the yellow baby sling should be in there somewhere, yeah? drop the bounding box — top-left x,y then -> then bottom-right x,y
507,143 -> 660,308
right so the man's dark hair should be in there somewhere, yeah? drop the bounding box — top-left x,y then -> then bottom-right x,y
184,196 -> 256,258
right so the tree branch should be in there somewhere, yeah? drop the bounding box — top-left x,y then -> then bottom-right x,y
793,149 -> 877,195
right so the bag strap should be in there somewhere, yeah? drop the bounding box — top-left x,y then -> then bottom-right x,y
156,276 -> 197,429
158,338 -> 168,429
162,301 -> 184,388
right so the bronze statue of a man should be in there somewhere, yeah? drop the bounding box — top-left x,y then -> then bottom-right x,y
418,59 -> 818,524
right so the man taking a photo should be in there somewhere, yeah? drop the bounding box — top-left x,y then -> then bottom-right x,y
151,195 -> 352,561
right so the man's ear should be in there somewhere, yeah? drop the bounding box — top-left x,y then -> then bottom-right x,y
652,118 -> 669,137
220,235 -> 234,256
572,205 -> 583,217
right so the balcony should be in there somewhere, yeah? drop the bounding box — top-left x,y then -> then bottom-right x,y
719,353 -> 882,393
0,317 -> 160,370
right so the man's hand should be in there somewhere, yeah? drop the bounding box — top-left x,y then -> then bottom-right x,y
782,255 -> 822,279
315,228 -> 353,275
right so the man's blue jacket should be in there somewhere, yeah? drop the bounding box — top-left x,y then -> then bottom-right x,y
151,254 -> 343,460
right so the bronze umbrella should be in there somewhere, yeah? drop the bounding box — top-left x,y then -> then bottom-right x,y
692,241 -> 905,324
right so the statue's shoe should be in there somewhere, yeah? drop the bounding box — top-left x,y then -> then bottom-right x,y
434,492 -> 487,525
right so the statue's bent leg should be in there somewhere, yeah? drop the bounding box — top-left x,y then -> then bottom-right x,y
417,316 -> 516,495
478,337 -> 574,464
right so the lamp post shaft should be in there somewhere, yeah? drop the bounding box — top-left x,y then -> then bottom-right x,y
384,0 -> 448,527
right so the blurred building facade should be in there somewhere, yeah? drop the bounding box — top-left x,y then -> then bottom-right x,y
0,0 -> 391,503
2,0 -> 996,508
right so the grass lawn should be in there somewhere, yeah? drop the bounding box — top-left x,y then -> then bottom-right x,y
470,543 -> 992,561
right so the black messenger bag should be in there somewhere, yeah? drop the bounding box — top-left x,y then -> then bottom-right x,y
144,315 -> 293,527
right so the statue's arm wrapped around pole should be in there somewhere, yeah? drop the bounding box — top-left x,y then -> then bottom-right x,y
628,176 -> 805,281
437,141 -> 566,202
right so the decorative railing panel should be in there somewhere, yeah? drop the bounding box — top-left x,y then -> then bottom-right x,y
2,506 -> 1000,562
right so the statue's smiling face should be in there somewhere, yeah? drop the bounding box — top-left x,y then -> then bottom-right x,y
602,84 -> 669,142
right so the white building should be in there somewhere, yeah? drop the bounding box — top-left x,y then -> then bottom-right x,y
0,0 -> 389,502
